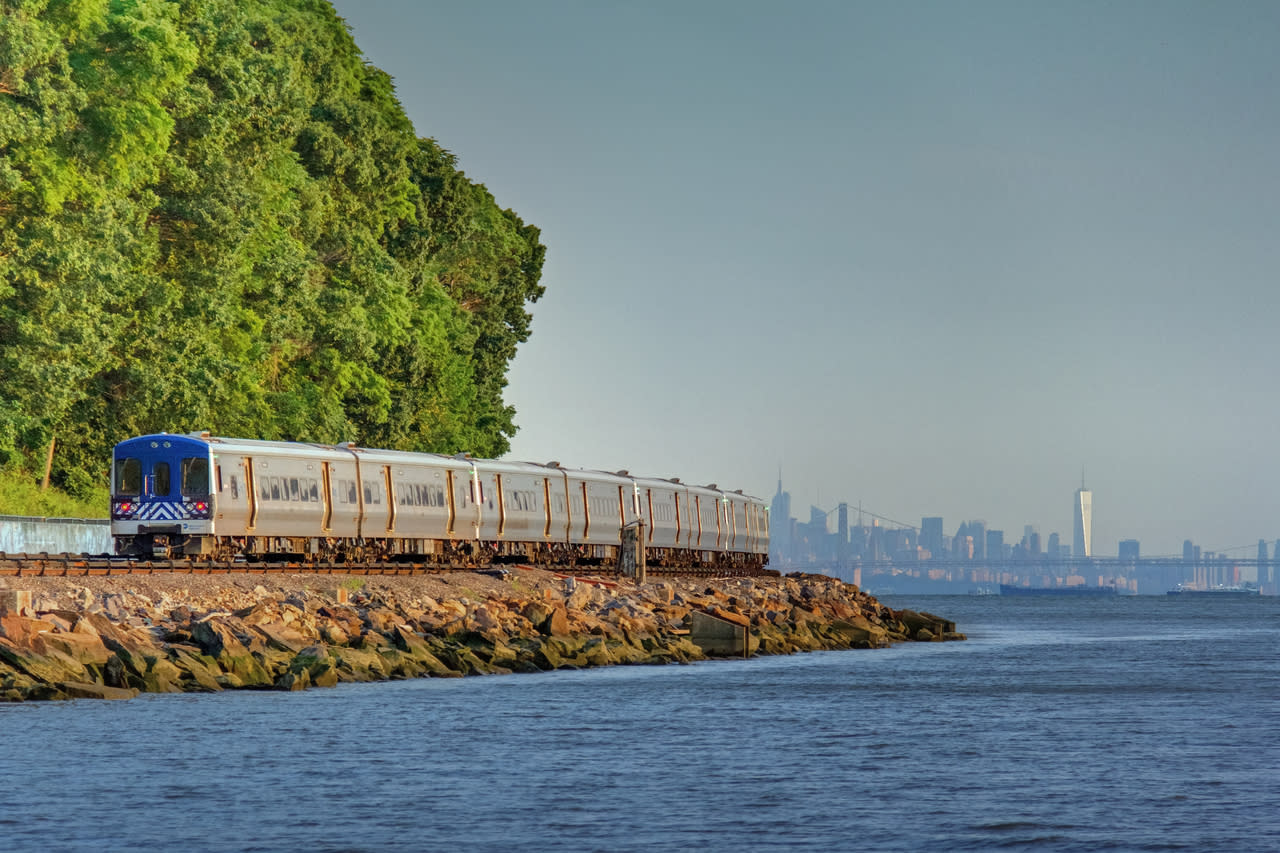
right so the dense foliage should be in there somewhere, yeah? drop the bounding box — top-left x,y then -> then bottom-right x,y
0,0 -> 545,500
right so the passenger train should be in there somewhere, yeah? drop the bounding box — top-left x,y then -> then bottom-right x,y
110,433 -> 769,570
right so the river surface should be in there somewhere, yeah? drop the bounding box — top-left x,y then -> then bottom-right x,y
2,594 -> 1277,852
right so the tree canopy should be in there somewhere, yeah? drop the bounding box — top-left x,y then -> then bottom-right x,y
0,0 -> 545,497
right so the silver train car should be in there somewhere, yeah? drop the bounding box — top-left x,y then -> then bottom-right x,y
110,433 -> 769,570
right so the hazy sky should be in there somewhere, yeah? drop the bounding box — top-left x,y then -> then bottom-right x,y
329,1 -> 1280,558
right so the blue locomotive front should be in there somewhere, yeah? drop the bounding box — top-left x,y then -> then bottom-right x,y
111,433 -> 214,558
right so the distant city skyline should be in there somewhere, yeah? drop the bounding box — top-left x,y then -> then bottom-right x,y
773,475 -> 1270,561
769,477 -> 1274,594
331,2 -> 1280,559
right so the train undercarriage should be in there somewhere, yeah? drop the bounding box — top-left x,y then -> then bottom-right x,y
114,532 -> 770,575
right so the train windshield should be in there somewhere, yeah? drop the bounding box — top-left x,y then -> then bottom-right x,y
181,457 -> 210,497
115,458 -> 142,495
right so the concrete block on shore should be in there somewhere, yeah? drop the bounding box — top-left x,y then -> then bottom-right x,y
689,610 -> 753,657
0,589 -> 32,616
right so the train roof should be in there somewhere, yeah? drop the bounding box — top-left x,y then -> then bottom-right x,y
112,434 -> 764,502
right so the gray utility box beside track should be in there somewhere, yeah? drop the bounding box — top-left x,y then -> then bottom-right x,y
0,516 -> 112,555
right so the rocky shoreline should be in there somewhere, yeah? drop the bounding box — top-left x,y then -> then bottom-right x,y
0,568 -> 964,701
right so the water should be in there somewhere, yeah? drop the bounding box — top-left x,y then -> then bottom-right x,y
2,595 -> 1277,852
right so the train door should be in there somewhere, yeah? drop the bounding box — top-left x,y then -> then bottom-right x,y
718,495 -> 727,550
673,492 -> 682,546
468,464 -> 483,539
320,462 -> 334,533
213,454 -> 252,534
732,494 -> 742,548
383,466 -> 396,533
696,494 -> 706,548
497,474 -> 507,538
542,478 -> 552,538
446,470 -> 456,535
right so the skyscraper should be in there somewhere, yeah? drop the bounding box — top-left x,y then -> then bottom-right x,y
920,517 -> 944,560
769,476 -> 792,566
1073,484 -> 1092,558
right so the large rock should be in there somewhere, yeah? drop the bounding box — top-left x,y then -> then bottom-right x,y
522,601 -> 569,636
191,619 -> 271,687
0,614 -> 55,645
390,626 -> 460,677
167,645 -> 223,692
38,632 -> 111,667
58,681 -> 140,700
0,636 -> 90,684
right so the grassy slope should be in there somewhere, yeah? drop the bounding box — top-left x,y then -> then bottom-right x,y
0,468 -> 109,518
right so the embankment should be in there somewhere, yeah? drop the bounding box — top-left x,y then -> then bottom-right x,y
0,569 -> 963,701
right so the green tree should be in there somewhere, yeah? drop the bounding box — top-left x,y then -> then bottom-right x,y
0,0 -> 544,501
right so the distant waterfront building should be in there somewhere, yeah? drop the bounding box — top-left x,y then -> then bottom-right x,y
1183,540 -> 1195,563
1119,539 -> 1140,561
954,521 -> 982,560
769,477 -> 792,566
1258,540 -> 1269,587
1047,532 -> 1061,559
837,504 -> 849,565
986,529 -> 1004,562
968,520 -> 987,560
921,517 -> 944,560
1073,485 -> 1092,558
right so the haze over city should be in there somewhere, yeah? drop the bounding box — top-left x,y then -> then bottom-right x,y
330,1 -> 1280,558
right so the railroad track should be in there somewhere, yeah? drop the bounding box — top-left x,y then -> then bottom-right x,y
0,552 -> 774,579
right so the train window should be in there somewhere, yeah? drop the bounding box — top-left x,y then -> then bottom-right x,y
154,462 -> 171,495
181,458 -> 210,497
347,481 -> 357,504
270,477 -> 281,501
115,458 -> 141,494
289,478 -> 301,501
309,479 -> 319,502
260,477 -> 271,500
229,475 -> 240,500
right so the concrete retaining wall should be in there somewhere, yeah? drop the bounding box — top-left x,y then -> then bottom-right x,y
0,515 -> 112,555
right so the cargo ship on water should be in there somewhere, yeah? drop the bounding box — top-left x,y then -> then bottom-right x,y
1166,584 -> 1260,598
999,584 -> 1119,597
